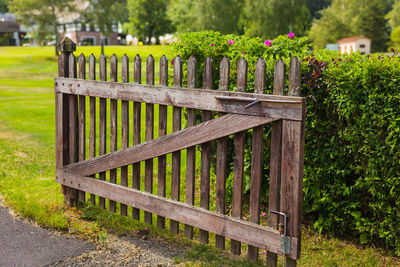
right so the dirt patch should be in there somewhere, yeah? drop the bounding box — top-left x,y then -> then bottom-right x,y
51,234 -> 187,267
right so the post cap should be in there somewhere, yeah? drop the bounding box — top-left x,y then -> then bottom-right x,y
58,37 -> 76,53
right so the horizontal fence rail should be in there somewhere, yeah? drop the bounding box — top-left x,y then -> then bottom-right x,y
55,37 -> 305,266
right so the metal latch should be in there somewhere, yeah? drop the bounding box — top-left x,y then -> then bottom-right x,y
270,210 -> 290,267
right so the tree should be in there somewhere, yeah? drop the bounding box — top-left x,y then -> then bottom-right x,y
126,0 -> 173,44
168,0 -> 244,34
8,0 -> 75,50
243,0 -> 311,39
83,0 -> 128,54
308,0 -> 389,51
167,0 -> 198,33
0,0 -> 8,13
357,0 -> 388,51
307,0 -> 332,20
387,0 -> 400,29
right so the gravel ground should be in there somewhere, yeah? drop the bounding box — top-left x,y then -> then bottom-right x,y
51,233 -> 188,266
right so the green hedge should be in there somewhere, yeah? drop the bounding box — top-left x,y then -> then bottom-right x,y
170,31 -> 400,255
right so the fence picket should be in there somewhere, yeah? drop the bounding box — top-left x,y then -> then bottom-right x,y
109,54 -> 118,213
132,54 -> 141,220
215,57 -> 230,250
144,55 -> 155,225
184,56 -> 197,239
78,53 -> 86,202
120,54 -> 129,216
157,55 -> 168,229
248,58 -> 266,261
132,55 -> 142,220
98,54 -> 107,209
266,58 -> 286,267
89,54 -> 96,206
200,56 -> 213,244
57,42 -> 72,204
170,56 -> 183,234
231,57 -> 247,255
68,53 -> 79,202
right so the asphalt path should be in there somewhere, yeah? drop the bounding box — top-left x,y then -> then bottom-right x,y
0,202 -> 95,267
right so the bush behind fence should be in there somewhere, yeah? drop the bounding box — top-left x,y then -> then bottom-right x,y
171,31 -> 400,254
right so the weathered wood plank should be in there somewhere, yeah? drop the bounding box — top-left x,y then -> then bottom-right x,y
200,57 -> 213,244
184,56 -> 197,239
157,55 -> 168,229
109,54 -> 118,213
267,58 -> 286,267
231,57 -> 247,255
57,51 -> 71,203
215,56 -> 230,250
78,53 -> 86,202
281,57 -> 304,267
98,54 -> 107,209
170,56 -> 183,234
248,58 -> 266,261
67,53 -> 79,203
132,54 -> 141,220
89,54 -> 96,206
120,54 -> 129,216
145,55 -> 155,225
55,170 -> 300,260
54,78 -> 305,121
65,114 -> 278,177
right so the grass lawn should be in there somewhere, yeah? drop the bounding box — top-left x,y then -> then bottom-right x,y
0,45 -> 399,266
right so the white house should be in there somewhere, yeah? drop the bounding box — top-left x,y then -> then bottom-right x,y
337,36 -> 371,54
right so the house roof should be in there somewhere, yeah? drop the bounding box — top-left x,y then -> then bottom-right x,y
0,21 -> 20,33
337,36 -> 370,44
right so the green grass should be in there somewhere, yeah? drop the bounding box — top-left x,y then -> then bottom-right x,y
0,45 -> 399,266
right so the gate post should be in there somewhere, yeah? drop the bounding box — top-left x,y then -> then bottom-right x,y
280,57 -> 304,267
56,37 -> 78,205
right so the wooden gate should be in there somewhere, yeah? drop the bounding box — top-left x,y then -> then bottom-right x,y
55,37 -> 305,266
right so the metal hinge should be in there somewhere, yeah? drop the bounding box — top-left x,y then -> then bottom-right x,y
270,210 -> 290,267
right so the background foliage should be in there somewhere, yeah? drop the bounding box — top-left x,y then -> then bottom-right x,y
171,31 -> 400,255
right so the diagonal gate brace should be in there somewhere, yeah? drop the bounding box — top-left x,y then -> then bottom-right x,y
63,113 -> 279,176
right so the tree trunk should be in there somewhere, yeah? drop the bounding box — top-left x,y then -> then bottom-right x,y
101,33 -> 104,55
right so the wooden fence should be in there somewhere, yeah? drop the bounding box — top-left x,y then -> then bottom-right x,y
55,37 -> 305,267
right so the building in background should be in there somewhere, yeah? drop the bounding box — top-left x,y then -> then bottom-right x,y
0,13 -> 25,46
325,44 -> 339,51
337,36 -> 371,54
57,2 -> 124,46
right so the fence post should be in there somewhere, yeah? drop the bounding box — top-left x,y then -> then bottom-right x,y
280,57 -> 304,267
56,37 -> 78,205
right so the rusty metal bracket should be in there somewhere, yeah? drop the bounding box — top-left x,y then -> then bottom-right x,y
270,210 -> 290,267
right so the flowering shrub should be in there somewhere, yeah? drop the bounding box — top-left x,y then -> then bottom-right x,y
170,31 -> 311,92
170,31 -> 400,254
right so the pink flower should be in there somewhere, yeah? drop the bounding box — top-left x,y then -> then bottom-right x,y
171,58 -> 174,65
211,43 -> 215,47
228,40 -> 235,45
145,227 -> 149,232
109,228 -> 114,234
287,33 -> 295,39
262,251 -> 266,255
242,216 -> 247,220
261,212 -> 266,217
264,40 -> 272,47
136,231 -> 141,235
40,170 -> 43,175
